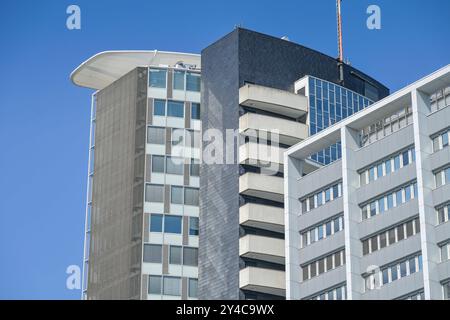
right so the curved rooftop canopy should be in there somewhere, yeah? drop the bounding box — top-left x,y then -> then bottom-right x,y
70,50 -> 201,90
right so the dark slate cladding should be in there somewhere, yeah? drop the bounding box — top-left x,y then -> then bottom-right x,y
236,28 -> 389,97
199,30 -> 241,299
199,28 -> 389,300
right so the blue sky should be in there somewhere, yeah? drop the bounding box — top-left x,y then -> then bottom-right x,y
0,0 -> 449,299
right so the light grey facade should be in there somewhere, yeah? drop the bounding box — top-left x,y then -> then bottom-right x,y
71,51 -> 202,300
285,65 -> 450,300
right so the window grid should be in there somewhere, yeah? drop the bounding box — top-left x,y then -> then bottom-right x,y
436,203 -> 450,225
308,77 -> 373,165
362,217 -> 420,255
364,253 -> 422,291
361,181 -> 418,220
360,146 -> 415,186
432,129 -> 450,153
300,182 -> 342,214
360,106 -> 413,147
434,166 -> 450,188
301,214 -> 344,248
302,249 -> 345,281
308,284 -> 347,300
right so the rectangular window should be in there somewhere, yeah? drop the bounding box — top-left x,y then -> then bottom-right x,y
150,214 -> 163,232
382,269 -> 389,285
443,132 -> 449,147
143,244 -> 162,263
388,229 -> 396,245
173,70 -> 185,90
149,69 -> 167,88
188,278 -> 198,298
371,237 -> 379,252
387,194 -> 394,209
318,225 -> 324,240
334,251 -> 342,267
433,136 -> 440,152
318,259 -> 325,274
394,155 -> 400,170
363,240 -> 370,255
391,266 -> 398,281
397,225 -> 405,241
406,221 -> 414,237
332,184 -> 339,199
378,198 -> 385,214
370,202 -> 377,217
402,150 -> 410,166
396,190 -> 403,206
151,155 -> 165,173
148,275 -> 162,295
166,156 -> 184,175
302,266 -> 309,281
171,186 -> 183,204
183,247 -> 198,266
189,217 -> 199,236
154,99 -> 166,116
400,261 -> 407,278
385,159 -> 392,174
333,217 -> 341,233
167,101 -> 184,118
169,246 -> 182,265
325,189 -> 331,202
409,257 -> 416,274
186,72 -> 200,92
377,164 -> 383,179
184,187 -> 199,206
163,277 -> 181,296
147,126 -> 165,144
146,184 -> 164,202
191,103 -> 200,120
326,221 -> 332,236
326,256 -> 333,271
164,215 -> 182,234
405,186 -> 411,201
190,159 -> 200,177
380,232 -> 387,249
369,167 -> 375,182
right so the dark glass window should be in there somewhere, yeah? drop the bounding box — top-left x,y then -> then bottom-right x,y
148,276 -> 162,294
164,215 -> 182,234
191,103 -> 200,120
154,99 -> 166,116
173,70 -> 185,90
152,155 -> 165,173
189,217 -> 199,236
167,101 -> 184,118
149,69 -> 167,88
186,72 -> 200,92
169,246 -> 182,265
143,244 -> 162,263
183,247 -> 198,266
150,214 -> 163,232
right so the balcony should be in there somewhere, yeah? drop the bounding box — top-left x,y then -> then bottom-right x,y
239,203 -> 284,233
239,142 -> 285,171
240,234 -> 285,265
239,267 -> 286,297
239,112 -> 308,146
239,172 -> 284,203
239,84 -> 307,119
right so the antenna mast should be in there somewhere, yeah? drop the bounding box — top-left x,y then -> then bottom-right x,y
336,0 -> 344,84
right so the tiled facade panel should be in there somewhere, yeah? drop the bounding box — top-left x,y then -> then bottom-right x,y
199,30 -> 241,300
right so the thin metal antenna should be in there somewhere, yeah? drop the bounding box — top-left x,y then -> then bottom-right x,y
336,0 -> 344,84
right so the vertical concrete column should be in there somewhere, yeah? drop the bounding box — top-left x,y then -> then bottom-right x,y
284,155 -> 304,300
341,126 -> 363,299
411,89 -> 441,299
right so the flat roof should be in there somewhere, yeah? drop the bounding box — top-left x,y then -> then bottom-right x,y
70,50 -> 201,90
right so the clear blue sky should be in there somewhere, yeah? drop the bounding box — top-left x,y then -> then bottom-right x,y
0,0 -> 449,299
